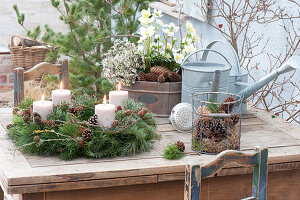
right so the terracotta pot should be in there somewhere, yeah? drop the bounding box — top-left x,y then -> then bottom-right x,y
123,81 -> 181,117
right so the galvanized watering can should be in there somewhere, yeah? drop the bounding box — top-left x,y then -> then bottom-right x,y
181,40 -> 300,112
181,49 -> 232,103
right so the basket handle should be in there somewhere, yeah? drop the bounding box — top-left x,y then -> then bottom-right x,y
202,40 -> 240,74
181,49 -> 232,69
11,35 -> 26,48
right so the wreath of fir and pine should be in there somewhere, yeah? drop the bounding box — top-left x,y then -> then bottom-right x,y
6,93 -> 157,161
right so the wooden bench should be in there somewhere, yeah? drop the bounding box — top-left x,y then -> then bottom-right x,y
14,60 -> 69,106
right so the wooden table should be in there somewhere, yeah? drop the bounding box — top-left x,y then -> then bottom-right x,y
0,106 -> 300,200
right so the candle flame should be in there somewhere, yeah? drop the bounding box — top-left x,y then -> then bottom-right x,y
103,95 -> 107,104
42,94 -> 45,101
117,82 -> 121,92
60,81 -> 63,90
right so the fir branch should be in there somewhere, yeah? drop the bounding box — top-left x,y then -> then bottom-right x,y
163,144 -> 185,160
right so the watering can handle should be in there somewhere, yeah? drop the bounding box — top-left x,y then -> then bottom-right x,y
181,49 -> 232,69
202,40 -> 240,74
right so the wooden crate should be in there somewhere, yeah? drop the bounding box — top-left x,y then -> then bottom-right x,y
123,81 -> 181,117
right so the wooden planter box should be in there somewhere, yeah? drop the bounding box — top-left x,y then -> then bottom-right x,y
123,81 -> 181,117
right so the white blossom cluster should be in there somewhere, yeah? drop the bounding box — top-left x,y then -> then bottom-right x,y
102,39 -> 145,86
138,8 -> 200,65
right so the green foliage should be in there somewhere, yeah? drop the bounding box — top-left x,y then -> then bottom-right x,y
163,144 -> 185,160
207,98 -> 219,113
19,98 -> 34,110
7,97 -> 157,161
13,0 -> 154,96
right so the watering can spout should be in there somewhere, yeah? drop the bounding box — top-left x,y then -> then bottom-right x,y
238,56 -> 300,100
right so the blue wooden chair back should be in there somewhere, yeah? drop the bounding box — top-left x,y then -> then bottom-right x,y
185,147 -> 268,200
14,59 -> 69,106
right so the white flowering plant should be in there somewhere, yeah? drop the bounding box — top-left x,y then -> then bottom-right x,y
102,40 -> 145,86
138,8 -> 200,72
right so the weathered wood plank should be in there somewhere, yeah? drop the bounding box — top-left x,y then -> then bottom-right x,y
24,62 -> 61,81
8,175 -> 157,194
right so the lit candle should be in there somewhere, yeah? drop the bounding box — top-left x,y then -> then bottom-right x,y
109,82 -> 128,109
95,95 -> 115,128
33,94 -> 53,121
52,82 -> 71,106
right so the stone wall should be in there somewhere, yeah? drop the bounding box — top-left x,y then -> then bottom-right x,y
0,54 -> 14,92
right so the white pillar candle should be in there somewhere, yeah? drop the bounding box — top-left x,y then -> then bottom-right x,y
109,82 -> 128,109
33,94 -> 53,121
52,82 -> 71,106
95,95 -> 115,128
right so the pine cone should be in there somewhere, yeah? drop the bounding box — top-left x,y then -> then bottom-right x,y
194,117 -> 213,139
145,72 -> 159,82
12,107 -> 19,115
27,105 -> 33,115
168,72 -> 182,82
116,106 -> 122,112
33,112 -> 43,126
88,114 -> 98,125
75,105 -> 84,112
125,109 -> 131,116
16,110 -> 23,117
175,141 -> 185,152
23,109 -> 32,123
162,72 -> 169,79
224,114 -> 239,127
82,129 -> 93,140
112,120 -> 119,128
6,124 -> 14,129
197,106 -> 212,118
157,74 -> 166,83
33,135 -> 40,142
78,126 -> 85,135
70,118 -> 77,124
67,107 -> 77,115
150,66 -> 171,75
78,139 -> 85,147
138,72 -> 147,81
219,96 -> 236,113
138,108 -> 147,118
209,119 -> 227,142
43,120 -> 55,127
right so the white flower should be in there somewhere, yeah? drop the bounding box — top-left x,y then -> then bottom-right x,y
183,43 -> 196,54
165,53 -> 172,60
166,43 -> 172,50
138,16 -> 154,25
138,45 -> 145,52
156,19 -> 164,27
153,9 -> 163,18
141,8 -> 151,19
186,21 -> 195,33
168,22 -> 179,32
192,33 -> 200,42
137,37 -> 146,44
182,37 -> 193,44
163,28 -> 174,37
174,53 -> 184,64
140,26 -> 155,38
155,34 -> 160,40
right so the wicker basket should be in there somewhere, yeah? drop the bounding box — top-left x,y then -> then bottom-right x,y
9,35 -> 52,70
